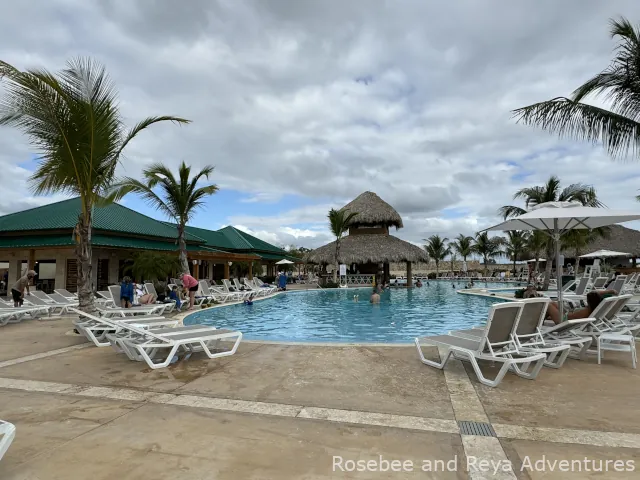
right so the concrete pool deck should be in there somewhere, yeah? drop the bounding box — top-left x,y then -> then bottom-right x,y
1,316 -> 640,479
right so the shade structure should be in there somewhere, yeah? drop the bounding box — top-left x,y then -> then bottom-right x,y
275,259 -> 294,265
580,249 -> 631,258
485,201 -> 640,321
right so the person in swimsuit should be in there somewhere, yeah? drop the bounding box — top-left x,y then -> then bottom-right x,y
546,291 -> 615,325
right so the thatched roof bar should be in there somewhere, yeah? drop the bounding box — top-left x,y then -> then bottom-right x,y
304,234 -> 428,264
341,191 -> 403,229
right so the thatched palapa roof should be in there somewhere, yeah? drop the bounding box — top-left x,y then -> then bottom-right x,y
562,224 -> 640,257
304,234 -> 428,264
341,191 -> 404,229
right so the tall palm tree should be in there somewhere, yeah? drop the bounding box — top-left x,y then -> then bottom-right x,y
504,231 -> 529,275
424,235 -> 451,277
110,161 -> 218,274
499,175 -> 603,289
451,234 -> 474,264
561,229 -> 609,276
473,232 -> 504,276
513,17 -> 640,161
0,57 -> 189,312
526,230 -> 548,281
327,208 -> 358,282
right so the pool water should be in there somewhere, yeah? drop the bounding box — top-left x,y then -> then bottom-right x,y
185,282 -> 509,344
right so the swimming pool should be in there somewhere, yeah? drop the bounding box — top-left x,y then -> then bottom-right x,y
185,282 -> 509,344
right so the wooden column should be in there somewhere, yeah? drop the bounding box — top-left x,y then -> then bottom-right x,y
406,261 -> 413,288
193,262 -> 199,280
28,249 -> 35,272
248,262 -> 253,280
223,263 -> 230,279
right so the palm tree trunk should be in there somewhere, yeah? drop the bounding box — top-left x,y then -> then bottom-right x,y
177,224 -> 190,274
543,242 -> 554,290
533,257 -> 540,283
435,260 -> 439,277
76,212 -> 95,313
484,256 -> 488,277
333,240 -> 339,283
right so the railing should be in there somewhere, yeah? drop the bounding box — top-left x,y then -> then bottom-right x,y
343,274 -> 375,285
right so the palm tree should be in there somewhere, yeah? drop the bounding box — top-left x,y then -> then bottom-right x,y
0,58 -> 189,313
451,234 -> 474,265
110,161 -> 218,274
504,231 -> 529,275
513,17 -> 640,161
499,175 -> 603,289
561,229 -> 609,276
526,230 -> 547,281
473,232 -> 504,276
499,175 -> 603,290
424,235 -> 451,277
327,208 -> 358,282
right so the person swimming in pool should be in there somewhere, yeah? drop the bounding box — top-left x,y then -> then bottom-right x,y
370,289 -> 380,304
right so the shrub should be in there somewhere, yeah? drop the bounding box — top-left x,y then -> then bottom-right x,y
324,281 -> 339,288
427,273 -> 437,279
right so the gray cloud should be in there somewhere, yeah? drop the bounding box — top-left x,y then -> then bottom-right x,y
1,0 -> 640,249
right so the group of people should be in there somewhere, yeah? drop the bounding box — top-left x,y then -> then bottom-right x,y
119,272 -> 202,312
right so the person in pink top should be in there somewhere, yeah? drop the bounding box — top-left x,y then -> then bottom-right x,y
179,272 -> 199,310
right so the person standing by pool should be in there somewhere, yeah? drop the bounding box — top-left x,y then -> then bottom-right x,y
11,270 -> 35,307
179,272 -> 199,310
120,276 -> 134,308
278,271 -> 287,291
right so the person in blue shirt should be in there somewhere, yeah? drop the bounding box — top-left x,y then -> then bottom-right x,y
120,276 -> 134,308
169,286 -> 182,311
278,271 -> 287,291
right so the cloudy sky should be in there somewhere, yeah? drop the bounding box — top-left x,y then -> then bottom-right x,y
2,0 -> 640,250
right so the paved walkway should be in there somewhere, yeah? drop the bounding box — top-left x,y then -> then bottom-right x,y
1,317 -> 639,479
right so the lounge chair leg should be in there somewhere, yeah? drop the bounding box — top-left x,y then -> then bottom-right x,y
414,340 -> 453,369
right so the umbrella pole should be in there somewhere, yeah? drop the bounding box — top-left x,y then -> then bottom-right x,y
554,219 -> 563,322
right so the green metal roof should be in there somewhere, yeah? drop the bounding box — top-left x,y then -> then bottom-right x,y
0,197 -> 204,242
0,234 -> 232,253
257,252 -> 301,262
183,225 -> 236,250
217,226 -> 287,254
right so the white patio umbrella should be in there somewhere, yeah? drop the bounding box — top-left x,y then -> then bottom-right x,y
485,202 -> 640,320
275,259 -> 294,265
580,249 -> 631,258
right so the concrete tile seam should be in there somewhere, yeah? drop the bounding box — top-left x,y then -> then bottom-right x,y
0,343 -> 92,369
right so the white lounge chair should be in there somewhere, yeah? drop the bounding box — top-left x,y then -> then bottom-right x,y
252,277 -> 277,295
69,309 -> 243,369
222,279 -> 251,300
0,419 -> 16,462
415,302 -> 547,388
72,309 -> 179,347
236,278 -> 266,297
0,302 -> 50,324
54,288 -> 77,299
144,283 -> 176,313
451,298 -> 573,369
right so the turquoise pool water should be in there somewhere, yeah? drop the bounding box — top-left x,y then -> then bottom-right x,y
185,282 -> 510,343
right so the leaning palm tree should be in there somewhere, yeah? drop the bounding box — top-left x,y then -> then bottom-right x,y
327,208 -> 358,282
451,234 -> 474,265
514,17 -> 640,161
424,235 -> 451,277
473,232 -> 504,277
499,175 -> 603,288
0,57 -> 189,312
504,231 -> 529,275
110,161 -> 218,274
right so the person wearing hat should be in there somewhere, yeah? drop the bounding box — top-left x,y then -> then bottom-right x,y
11,270 -> 36,307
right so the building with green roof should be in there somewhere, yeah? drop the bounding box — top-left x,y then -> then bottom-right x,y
0,197 -> 297,292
